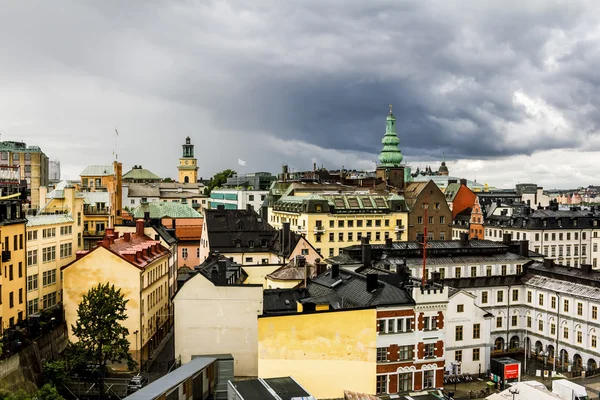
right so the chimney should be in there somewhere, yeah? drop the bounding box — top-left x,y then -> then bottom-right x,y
123,252 -> 137,263
385,237 -> 393,247
366,274 -> 379,292
101,237 -> 111,248
136,219 -> 145,236
496,199 -> 502,207
502,233 -> 512,244
459,232 -> 469,246
144,211 -> 150,221
543,258 -> 554,268
282,222 -> 291,256
75,250 -> 88,260
123,232 -> 131,242
105,227 -> 115,237
315,259 -> 326,275
217,260 -> 227,285
431,270 -> 441,283
397,264 -> 409,286
460,178 -> 467,187
519,240 -> 529,257
582,264 -> 593,274
113,231 -> 119,239
361,237 -> 372,268
247,204 -> 253,212
331,264 -> 340,279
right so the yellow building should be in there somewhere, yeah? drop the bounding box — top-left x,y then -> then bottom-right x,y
258,308 -> 377,399
62,221 -> 171,367
0,194 -> 27,331
79,161 -> 123,226
0,141 -> 49,209
178,137 -> 198,184
268,192 -> 409,258
25,211 -> 84,316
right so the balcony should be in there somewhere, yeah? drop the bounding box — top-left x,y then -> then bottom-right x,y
314,225 -> 325,233
394,225 -> 406,232
83,206 -> 109,215
297,226 -> 307,234
83,229 -> 105,237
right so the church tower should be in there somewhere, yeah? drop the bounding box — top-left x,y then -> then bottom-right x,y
469,196 -> 484,240
376,105 -> 406,189
178,136 -> 198,183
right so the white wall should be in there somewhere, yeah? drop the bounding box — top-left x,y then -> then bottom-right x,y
174,273 -> 263,376
446,291 -> 492,375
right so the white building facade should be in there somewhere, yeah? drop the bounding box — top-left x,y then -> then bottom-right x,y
209,189 -> 267,212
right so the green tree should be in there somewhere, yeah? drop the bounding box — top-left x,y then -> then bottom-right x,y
69,283 -> 135,400
43,360 -> 68,388
203,169 -> 236,195
162,177 -> 173,182
0,384 -> 64,400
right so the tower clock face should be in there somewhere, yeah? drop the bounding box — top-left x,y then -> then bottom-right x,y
185,160 -> 189,165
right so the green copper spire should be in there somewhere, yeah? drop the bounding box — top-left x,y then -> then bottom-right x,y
378,104 -> 403,167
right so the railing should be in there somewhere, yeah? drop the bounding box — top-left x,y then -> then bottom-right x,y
297,226 -> 307,233
314,225 -> 325,233
395,225 -> 406,232
83,230 -> 105,237
83,206 -> 109,215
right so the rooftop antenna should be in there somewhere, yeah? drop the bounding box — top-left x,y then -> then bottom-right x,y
113,128 -> 119,161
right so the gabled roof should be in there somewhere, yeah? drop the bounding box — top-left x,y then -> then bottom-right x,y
204,208 -> 277,253
80,165 -> 114,177
263,288 -> 309,315
267,257 -> 316,281
403,181 -> 429,210
133,202 -> 203,219
127,183 -> 161,198
304,267 -> 414,308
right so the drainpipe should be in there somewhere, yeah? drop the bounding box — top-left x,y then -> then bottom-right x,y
506,285 -> 511,352
555,292 -> 560,373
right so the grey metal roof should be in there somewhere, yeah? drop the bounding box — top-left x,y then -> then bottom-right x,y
80,165 -> 114,177
305,267 -> 414,308
83,191 -> 109,204
124,357 -> 216,400
27,214 -> 74,227
263,377 -> 310,400
523,274 -> 600,301
373,252 -> 530,268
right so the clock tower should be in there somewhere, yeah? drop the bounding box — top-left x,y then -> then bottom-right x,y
178,136 -> 199,183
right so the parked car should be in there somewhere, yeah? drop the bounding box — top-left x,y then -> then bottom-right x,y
127,374 -> 148,393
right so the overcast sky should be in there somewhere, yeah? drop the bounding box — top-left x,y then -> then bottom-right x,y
1,1 -> 599,189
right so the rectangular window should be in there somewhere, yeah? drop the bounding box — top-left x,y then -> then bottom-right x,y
471,266 -> 477,277
564,299 -> 569,313
455,267 -> 461,278
511,315 -> 518,326
457,304 -> 464,313
27,299 -> 39,315
366,220 -> 372,227
551,323 -> 556,336
539,294 -> 544,306
27,250 -> 38,267
577,302 -> 583,316
527,291 -> 532,303
338,232 -> 344,242
593,306 -> 598,320
347,220 -> 354,228
42,246 -> 56,263
455,350 -> 462,362
417,216 -> 423,224
42,269 -> 57,287
376,375 -> 387,395
473,323 -> 480,339
398,345 -> 414,361
375,220 -> 381,227
593,335 -> 597,348
486,265 -> 492,276
473,348 -> 480,361
59,243 -> 73,259
43,292 -> 57,308
577,331 -> 583,344
455,325 -> 463,341
497,290 -> 504,303
564,326 -> 569,339
9,292 -> 14,308
551,296 -> 556,309
424,343 -> 435,358
338,220 -> 344,228
27,275 -> 38,291
539,320 -> 543,331
501,265 -> 507,275
481,291 -> 488,304
376,347 -> 387,362
398,372 -> 412,392
423,370 -> 434,389
329,233 -> 334,242
512,289 -> 518,301
357,220 -> 363,227
496,316 -> 502,328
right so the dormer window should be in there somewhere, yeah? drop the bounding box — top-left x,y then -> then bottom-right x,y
543,219 -> 547,227
237,221 -> 244,230
249,240 -> 254,248
235,239 -> 242,248
573,219 -> 578,227
261,239 -> 268,248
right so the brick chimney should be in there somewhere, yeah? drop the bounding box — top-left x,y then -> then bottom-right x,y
136,219 -> 145,236
123,232 -> 131,242
75,250 -> 89,260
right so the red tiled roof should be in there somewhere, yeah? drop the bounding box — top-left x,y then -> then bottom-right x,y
100,226 -> 170,268
175,225 -> 202,240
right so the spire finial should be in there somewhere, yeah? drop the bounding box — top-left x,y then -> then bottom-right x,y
389,104 -> 393,114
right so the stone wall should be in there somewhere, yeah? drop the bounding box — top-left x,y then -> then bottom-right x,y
0,323 -> 68,393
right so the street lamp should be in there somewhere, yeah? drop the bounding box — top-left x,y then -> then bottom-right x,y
541,350 -> 549,380
133,330 -> 139,371
509,387 -> 519,400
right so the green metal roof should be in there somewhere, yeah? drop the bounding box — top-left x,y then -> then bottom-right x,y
80,165 -> 114,177
0,141 -> 45,153
123,167 -> 161,181
133,202 -> 203,219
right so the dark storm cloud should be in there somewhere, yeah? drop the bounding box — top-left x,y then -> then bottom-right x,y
1,0 -> 600,182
